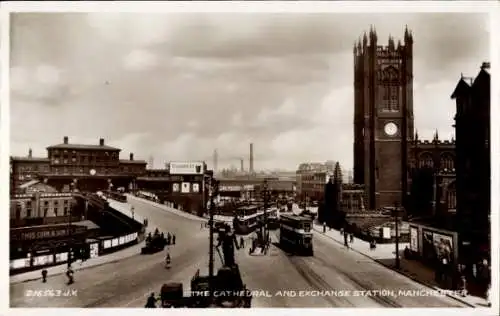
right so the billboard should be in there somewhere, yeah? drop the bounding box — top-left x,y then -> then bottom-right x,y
192,183 -> 200,193
55,252 -> 68,263
169,162 -> 204,175
104,240 -> 112,249
410,226 -> 418,252
90,243 -> 99,258
119,236 -> 125,245
172,183 -> 180,192
433,231 -> 454,264
112,238 -> 118,247
181,182 -> 191,193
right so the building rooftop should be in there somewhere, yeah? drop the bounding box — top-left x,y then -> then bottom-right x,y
11,156 -> 49,162
119,159 -> 147,164
47,143 -> 120,151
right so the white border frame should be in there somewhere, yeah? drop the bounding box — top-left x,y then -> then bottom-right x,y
1,1 -> 499,315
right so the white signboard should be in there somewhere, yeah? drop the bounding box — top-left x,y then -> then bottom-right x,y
169,162 -> 204,175
112,238 -> 118,247
11,258 -> 28,269
104,240 -> 112,249
181,182 -> 191,193
410,226 -> 418,252
119,236 -> 125,245
220,185 -> 241,192
90,243 -> 99,258
55,253 -> 68,263
132,232 -> 138,240
382,227 -> 391,239
172,183 -> 180,192
192,183 -> 200,193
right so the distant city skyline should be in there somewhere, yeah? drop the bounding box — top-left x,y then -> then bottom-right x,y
10,13 -> 489,171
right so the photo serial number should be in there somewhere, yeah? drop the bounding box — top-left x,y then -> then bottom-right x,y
25,289 -> 78,297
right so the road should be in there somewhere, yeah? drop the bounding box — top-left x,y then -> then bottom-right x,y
10,197 -> 468,308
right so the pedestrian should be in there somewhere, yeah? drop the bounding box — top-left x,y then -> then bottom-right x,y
343,232 -> 349,249
340,228 -> 344,236
240,237 -> 245,248
172,234 -> 176,245
323,223 -> 326,233
41,269 -> 47,283
350,233 -> 354,244
145,292 -> 157,308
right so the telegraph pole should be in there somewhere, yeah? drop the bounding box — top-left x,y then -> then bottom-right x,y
394,202 -> 401,269
207,177 -> 216,299
67,182 -> 75,271
262,179 -> 269,244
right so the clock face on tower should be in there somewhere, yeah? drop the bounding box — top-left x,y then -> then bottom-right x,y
384,122 -> 398,136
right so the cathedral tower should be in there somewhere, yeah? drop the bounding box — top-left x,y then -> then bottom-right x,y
353,26 -> 414,210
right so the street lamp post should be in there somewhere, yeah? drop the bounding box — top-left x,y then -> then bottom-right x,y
67,182 -> 75,271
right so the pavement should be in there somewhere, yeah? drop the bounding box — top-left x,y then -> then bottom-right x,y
312,223 -> 489,308
10,196 -> 479,308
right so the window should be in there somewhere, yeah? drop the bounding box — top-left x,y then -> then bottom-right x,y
64,207 -> 68,216
44,208 -> 49,217
27,208 -> 32,218
440,154 -> 454,171
44,201 -> 49,206
419,154 -> 434,168
379,66 -> 400,112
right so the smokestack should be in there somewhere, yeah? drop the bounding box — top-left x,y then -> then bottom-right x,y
213,149 -> 218,172
249,143 -> 254,173
28,148 -> 32,158
99,138 -> 105,146
240,159 -> 244,172
130,153 -> 134,161
63,136 -> 69,144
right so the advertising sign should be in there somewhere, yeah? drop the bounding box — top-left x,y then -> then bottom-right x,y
172,183 -> 180,192
192,183 -> 200,193
169,162 -> 204,175
104,240 -> 111,249
11,225 -> 87,241
132,232 -> 138,240
382,227 -> 391,239
220,186 -> 241,192
11,258 -> 27,269
33,255 -> 52,266
181,182 -> 191,193
119,236 -> 125,245
112,238 -> 118,247
55,253 -> 68,263
433,232 -> 454,263
90,243 -> 99,258
410,226 -> 419,252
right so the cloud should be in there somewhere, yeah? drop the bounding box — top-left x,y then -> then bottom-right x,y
9,12 -> 490,171
122,49 -> 158,71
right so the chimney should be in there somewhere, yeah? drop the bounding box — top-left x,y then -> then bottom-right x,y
99,138 -> 104,146
240,159 -> 244,172
249,143 -> 254,173
28,148 -> 32,158
481,62 -> 490,70
63,136 -> 69,144
130,153 -> 134,161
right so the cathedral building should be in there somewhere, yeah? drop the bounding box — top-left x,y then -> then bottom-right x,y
353,26 -> 414,210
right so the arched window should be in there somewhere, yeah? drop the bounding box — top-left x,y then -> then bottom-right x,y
418,153 -> 434,168
379,66 -> 400,112
447,181 -> 456,210
440,153 -> 455,172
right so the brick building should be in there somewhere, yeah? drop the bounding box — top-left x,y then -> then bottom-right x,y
296,162 -> 334,202
353,27 -> 414,210
10,149 -> 50,193
10,136 -> 147,194
451,62 -> 490,264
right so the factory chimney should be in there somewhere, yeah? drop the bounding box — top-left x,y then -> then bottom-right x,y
249,143 -> 254,173
240,159 -> 244,172
213,149 -> 218,172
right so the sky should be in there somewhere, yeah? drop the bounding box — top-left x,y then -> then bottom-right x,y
9,12 -> 490,171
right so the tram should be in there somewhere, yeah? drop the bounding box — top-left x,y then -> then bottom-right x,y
279,214 -> 314,256
233,207 -> 278,235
